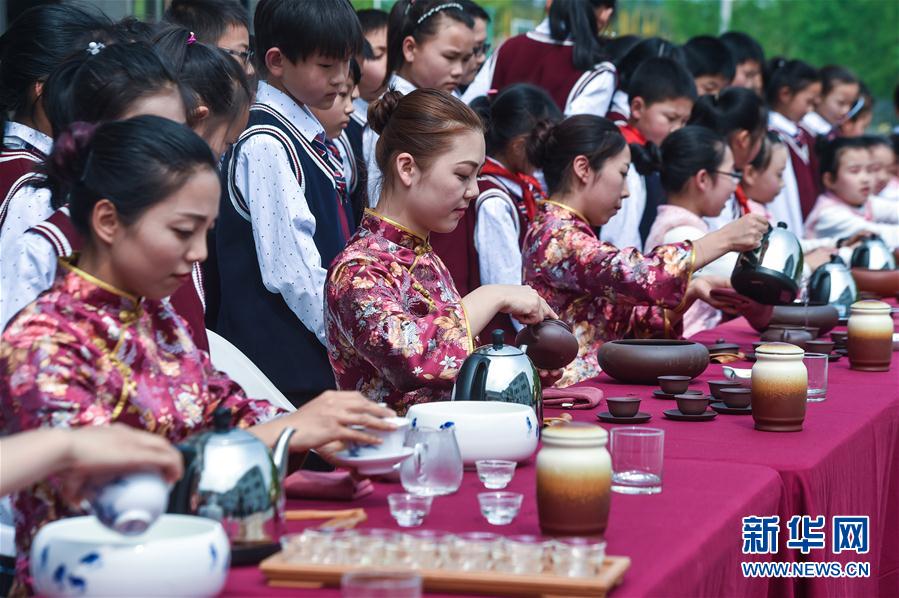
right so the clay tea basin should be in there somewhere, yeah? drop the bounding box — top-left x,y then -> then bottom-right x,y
675,394 -> 709,416
605,397 -> 641,418
658,375 -> 691,394
769,304 -> 839,336
597,340 -> 709,385
516,319 -> 579,371
719,387 -> 752,409
708,379 -> 743,400
851,268 -> 899,298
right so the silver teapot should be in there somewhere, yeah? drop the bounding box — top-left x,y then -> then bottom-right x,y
849,234 -> 896,270
731,222 -> 804,305
452,329 -> 542,427
807,254 -> 858,317
168,407 -> 294,564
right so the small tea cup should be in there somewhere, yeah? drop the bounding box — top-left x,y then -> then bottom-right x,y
605,397 -> 641,418
719,387 -> 752,409
347,416 -> 410,458
708,379 -> 743,400
657,375 -> 691,395
87,471 -> 170,535
675,394 -> 709,416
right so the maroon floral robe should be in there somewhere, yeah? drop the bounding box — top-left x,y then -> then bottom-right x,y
522,201 -> 695,386
0,259 -> 283,588
325,211 -> 475,414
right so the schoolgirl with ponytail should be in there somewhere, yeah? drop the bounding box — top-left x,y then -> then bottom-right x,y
521,116 -> 767,386
429,84 -> 562,341
461,0 -> 617,118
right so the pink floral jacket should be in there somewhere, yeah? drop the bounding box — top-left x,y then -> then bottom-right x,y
0,259 -> 282,587
325,211 -> 475,414
522,201 -> 695,386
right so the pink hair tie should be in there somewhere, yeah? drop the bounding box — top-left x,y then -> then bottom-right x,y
187,32 -> 197,45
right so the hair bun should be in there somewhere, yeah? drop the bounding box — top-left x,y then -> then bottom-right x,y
631,140 -> 662,176
368,90 -> 404,136
525,119 -> 557,170
42,121 -> 97,206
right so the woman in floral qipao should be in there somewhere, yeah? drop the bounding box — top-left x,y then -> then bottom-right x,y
522,115 -> 768,386
326,89 -> 556,413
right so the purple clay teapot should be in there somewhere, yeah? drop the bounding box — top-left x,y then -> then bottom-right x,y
515,319 -> 579,371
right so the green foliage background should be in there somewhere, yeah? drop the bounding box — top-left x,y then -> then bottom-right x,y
352,0 -> 898,129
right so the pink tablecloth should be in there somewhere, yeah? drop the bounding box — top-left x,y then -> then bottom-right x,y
222,314 -> 899,597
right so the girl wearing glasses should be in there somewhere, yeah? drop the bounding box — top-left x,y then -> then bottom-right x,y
644,126 -> 769,338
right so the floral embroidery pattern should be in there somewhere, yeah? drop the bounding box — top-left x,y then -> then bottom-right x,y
326,211 -> 474,414
522,201 -> 694,386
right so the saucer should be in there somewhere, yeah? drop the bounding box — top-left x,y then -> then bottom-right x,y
652,389 -> 702,400
597,411 -> 652,424
663,408 -> 717,422
331,447 -> 415,475
710,401 -> 752,415
827,352 -> 842,362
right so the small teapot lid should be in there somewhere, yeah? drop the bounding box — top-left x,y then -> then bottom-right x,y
756,341 -> 804,355
541,422 -> 608,446
474,329 -> 525,357
204,407 -> 260,447
850,299 -> 891,313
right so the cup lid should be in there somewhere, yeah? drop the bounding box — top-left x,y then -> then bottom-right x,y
541,422 -> 608,445
755,341 -> 804,355
850,299 -> 891,313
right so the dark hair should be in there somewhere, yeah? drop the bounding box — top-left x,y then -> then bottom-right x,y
42,42 -> 190,143
459,0 -> 491,22
818,65 -> 859,97
357,8 -> 389,34
369,88 -> 483,192
684,35 -> 735,81
254,0 -> 363,76
615,37 -> 687,94
40,115 -> 217,237
116,16 -> 159,42
605,34 -> 641,63
349,57 -> 363,86
658,125 -> 728,193
690,87 -> 767,141
858,134 -> 892,152
749,130 -> 785,171
719,31 -> 764,66
163,0 -> 250,44
153,26 -> 252,127
385,0 -> 473,88
0,3 -> 112,149
763,57 -> 819,107
525,115 -> 627,195
471,84 -> 561,156
629,57 -> 697,106
547,0 -> 610,72
817,136 -> 870,183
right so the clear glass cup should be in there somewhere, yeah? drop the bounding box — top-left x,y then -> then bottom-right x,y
448,532 -> 501,571
804,352 -> 828,402
500,534 -> 549,574
388,493 -> 433,527
399,530 -> 448,569
478,492 -> 524,525
354,529 -> 403,567
610,427 -> 664,494
550,537 -> 607,577
341,570 -> 422,598
475,459 -> 517,489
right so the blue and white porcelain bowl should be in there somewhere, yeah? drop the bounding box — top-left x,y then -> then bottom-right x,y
30,514 -> 230,597
87,472 -> 170,535
406,401 -> 538,466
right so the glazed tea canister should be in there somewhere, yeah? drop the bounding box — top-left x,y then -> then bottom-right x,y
536,422 -> 611,536
847,300 -> 893,372
751,342 -> 807,432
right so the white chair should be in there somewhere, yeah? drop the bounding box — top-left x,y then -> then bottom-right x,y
0,496 -> 15,558
206,329 -> 296,412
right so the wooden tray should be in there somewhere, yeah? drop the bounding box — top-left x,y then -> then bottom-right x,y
260,551 -> 631,596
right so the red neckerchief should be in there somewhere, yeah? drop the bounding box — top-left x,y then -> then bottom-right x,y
619,123 -> 647,146
479,158 -> 546,220
735,185 -> 751,216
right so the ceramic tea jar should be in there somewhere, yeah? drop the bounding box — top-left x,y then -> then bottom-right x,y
536,422 -> 611,536
751,342 -> 807,432
847,300 -> 894,372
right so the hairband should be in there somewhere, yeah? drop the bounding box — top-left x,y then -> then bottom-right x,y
86,41 -> 105,56
775,58 -> 786,69
187,31 -> 197,45
416,2 -> 462,26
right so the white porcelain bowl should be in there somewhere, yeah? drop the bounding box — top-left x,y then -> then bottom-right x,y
722,366 -> 752,388
406,401 -> 538,465
30,515 -> 229,597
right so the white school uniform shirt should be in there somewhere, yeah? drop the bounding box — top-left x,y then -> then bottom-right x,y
801,111 -> 832,137
805,192 -> 899,249
608,90 -> 630,123
231,80 -> 333,344
461,18 -> 616,118
0,122 -> 53,248
766,111 -> 806,237
352,98 -> 369,126
363,73 -> 417,206
599,164 -> 644,249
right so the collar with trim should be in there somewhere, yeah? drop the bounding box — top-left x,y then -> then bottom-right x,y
769,111 -> 799,137
361,209 -> 430,255
255,80 -> 324,141
541,199 -> 591,228
58,256 -> 142,319
3,121 -> 52,156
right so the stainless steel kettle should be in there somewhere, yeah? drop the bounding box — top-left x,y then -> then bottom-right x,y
849,234 -> 896,270
168,407 -> 294,564
452,329 -> 542,427
731,222 -> 804,305
807,254 -> 858,317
